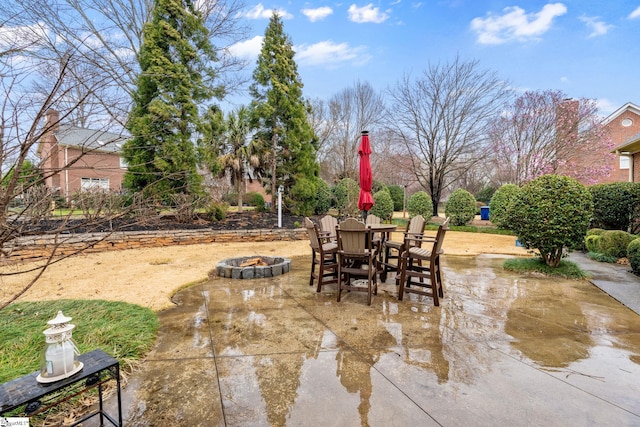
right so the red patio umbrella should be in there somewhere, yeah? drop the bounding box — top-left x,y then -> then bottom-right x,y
357,130 -> 374,217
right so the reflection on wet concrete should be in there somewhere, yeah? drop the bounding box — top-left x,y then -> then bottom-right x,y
109,254 -> 640,426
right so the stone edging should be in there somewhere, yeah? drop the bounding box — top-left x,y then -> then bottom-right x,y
3,228 -> 307,263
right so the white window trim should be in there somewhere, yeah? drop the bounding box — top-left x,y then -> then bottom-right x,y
81,177 -> 110,190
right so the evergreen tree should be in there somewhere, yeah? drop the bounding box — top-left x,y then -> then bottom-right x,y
123,0 -> 220,201
249,13 -> 320,215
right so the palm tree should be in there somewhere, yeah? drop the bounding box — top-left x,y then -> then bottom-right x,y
219,106 -> 261,212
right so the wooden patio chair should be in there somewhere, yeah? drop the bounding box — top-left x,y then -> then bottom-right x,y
398,217 -> 450,306
319,214 -> 339,243
380,215 -> 426,282
336,218 -> 378,305
365,213 -> 382,240
304,217 -> 338,292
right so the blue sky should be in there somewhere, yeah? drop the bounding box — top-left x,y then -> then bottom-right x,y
228,1 -> 640,116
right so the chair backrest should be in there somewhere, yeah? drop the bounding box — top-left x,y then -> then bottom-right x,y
406,215 -> 426,247
304,217 -> 321,250
366,214 -> 381,239
337,218 -> 370,255
365,214 -> 381,226
319,215 -> 339,240
431,217 -> 450,258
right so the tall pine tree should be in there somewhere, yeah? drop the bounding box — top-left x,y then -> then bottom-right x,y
249,13 -> 320,215
123,0 -> 220,201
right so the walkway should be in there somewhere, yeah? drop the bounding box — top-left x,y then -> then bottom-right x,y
97,253 -> 640,426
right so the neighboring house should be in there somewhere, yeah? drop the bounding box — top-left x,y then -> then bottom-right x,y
37,109 -> 128,201
608,102 -> 640,183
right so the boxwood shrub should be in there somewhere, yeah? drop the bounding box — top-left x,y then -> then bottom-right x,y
489,183 -> 520,229
599,230 -> 636,259
408,191 -> 434,218
584,234 -> 601,253
445,189 -> 477,226
627,238 -> 640,274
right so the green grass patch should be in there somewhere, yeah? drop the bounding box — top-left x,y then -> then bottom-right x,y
425,223 -> 516,235
503,257 -> 589,279
586,251 -> 619,263
0,299 -> 158,383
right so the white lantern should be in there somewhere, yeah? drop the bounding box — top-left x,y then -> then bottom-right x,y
36,311 -> 83,383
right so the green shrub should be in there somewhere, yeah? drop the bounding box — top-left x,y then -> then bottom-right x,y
586,228 -> 605,236
314,179 -> 332,215
627,238 -> 640,274
333,178 -> 359,217
489,184 -> 520,229
205,201 -> 227,222
584,234 -> 601,253
506,174 -> 593,267
589,182 -> 640,232
598,230 -> 636,259
370,190 -> 394,221
445,189 -> 477,226
475,186 -> 496,205
372,180 -> 387,194
586,251 -> 618,263
407,191 -> 434,218
289,177 -> 318,216
245,192 -> 266,211
387,185 -> 404,211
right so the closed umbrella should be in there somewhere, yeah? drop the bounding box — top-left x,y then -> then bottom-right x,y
357,130 -> 374,219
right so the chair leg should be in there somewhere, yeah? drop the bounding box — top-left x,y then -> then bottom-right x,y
309,249 -> 317,287
431,273 -> 440,306
398,252 -> 406,300
317,253 -> 326,292
336,263 -> 343,302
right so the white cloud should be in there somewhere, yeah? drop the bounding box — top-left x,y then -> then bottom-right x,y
0,22 -> 49,51
301,6 -> 333,22
239,3 -> 293,20
348,3 -> 390,24
629,6 -> 640,19
579,15 -> 613,38
470,3 -> 567,45
596,98 -> 618,116
228,35 -> 263,58
294,40 -> 370,67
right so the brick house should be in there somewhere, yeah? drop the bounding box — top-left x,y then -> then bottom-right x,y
38,110 -> 128,201
608,102 -> 640,183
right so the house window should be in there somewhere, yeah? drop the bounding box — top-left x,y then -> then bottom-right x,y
81,177 -> 110,190
620,156 -> 630,170
119,157 -> 127,169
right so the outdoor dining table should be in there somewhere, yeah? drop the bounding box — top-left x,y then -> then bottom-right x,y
367,223 -> 398,270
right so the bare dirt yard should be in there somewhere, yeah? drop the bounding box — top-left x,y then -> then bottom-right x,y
0,229 -> 529,311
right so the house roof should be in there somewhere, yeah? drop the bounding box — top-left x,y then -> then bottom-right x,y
613,132 -> 640,154
55,125 -> 128,154
603,102 -> 640,125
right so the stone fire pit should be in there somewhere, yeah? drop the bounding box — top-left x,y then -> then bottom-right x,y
216,255 -> 291,279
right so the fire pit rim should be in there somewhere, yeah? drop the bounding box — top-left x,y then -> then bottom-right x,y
216,255 -> 291,280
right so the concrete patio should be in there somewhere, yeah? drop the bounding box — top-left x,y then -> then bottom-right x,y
102,253 -> 640,426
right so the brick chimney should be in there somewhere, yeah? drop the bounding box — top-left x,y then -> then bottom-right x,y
44,109 -> 60,134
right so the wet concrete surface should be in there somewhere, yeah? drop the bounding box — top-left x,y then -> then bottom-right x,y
93,254 -> 640,426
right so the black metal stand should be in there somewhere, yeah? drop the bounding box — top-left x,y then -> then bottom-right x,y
0,349 -> 122,426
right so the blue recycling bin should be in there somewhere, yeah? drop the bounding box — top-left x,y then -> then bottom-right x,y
480,206 -> 490,220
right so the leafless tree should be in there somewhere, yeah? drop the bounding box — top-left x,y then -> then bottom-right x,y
315,81 -> 386,182
0,50 -> 150,311
386,56 -> 511,215
0,0 -> 250,121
